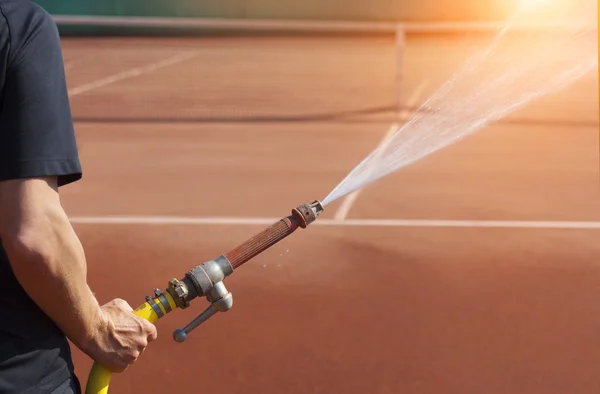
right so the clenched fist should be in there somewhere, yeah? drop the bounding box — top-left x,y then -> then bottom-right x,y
83,298 -> 158,373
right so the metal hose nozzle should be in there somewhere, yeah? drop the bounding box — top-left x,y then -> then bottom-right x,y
86,200 -> 325,393
225,200 -> 324,269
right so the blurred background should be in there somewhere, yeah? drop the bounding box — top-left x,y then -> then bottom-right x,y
35,0 -> 585,23
34,1 -> 600,393
36,0 -> 519,22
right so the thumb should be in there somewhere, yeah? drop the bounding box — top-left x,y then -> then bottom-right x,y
140,318 -> 158,342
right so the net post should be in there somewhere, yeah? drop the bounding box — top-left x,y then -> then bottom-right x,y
395,23 -> 406,123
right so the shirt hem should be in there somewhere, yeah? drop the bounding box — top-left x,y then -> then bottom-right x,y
0,158 -> 82,187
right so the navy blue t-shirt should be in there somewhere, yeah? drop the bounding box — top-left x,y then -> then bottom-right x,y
0,0 -> 83,392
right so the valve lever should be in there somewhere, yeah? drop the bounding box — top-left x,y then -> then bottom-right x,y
172,281 -> 233,343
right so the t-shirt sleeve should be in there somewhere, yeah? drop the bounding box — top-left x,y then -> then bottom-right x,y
0,2 -> 82,187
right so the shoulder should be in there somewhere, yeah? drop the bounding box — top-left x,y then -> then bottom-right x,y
0,0 -> 59,67
0,0 -> 80,188
0,0 -> 55,27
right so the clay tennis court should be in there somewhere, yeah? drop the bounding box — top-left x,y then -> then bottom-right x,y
58,33 -> 600,393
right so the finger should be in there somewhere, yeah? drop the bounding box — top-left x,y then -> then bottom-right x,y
144,321 -> 158,342
133,316 -> 158,342
126,350 -> 140,364
112,365 -> 127,374
109,360 -> 129,374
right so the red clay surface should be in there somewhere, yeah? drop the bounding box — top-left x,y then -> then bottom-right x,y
57,35 -> 600,393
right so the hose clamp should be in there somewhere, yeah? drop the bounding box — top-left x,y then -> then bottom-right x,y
153,288 -> 172,313
145,294 -> 164,318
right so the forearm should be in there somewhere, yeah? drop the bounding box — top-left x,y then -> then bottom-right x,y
0,177 -> 157,372
2,203 -> 104,351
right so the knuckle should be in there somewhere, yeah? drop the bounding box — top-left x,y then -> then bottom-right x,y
118,299 -> 131,308
141,320 -> 155,333
127,352 -> 139,363
108,299 -> 123,309
113,361 -> 128,374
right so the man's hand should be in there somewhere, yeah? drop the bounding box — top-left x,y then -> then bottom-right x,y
83,299 -> 158,373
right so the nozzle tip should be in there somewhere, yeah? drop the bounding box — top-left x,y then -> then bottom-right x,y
293,200 -> 324,228
309,200 -> 324,217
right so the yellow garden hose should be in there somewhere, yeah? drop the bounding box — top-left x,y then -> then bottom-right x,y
85,292 -> 178,394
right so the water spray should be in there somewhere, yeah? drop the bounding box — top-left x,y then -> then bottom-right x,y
323,0 -> 597,207
85,200 -> 325,394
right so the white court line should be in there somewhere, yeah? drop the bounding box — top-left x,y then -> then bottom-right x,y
333,79 -> 431,221
64,54 -> 97,72
68,51 -> 197,97
68,216 -> 600,229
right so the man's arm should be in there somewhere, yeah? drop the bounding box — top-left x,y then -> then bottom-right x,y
0,176 -> 102,349
0,2 -> 157,373
0,176 -> 158,372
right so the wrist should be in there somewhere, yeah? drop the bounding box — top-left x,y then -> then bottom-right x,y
73,302 -> 108,356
